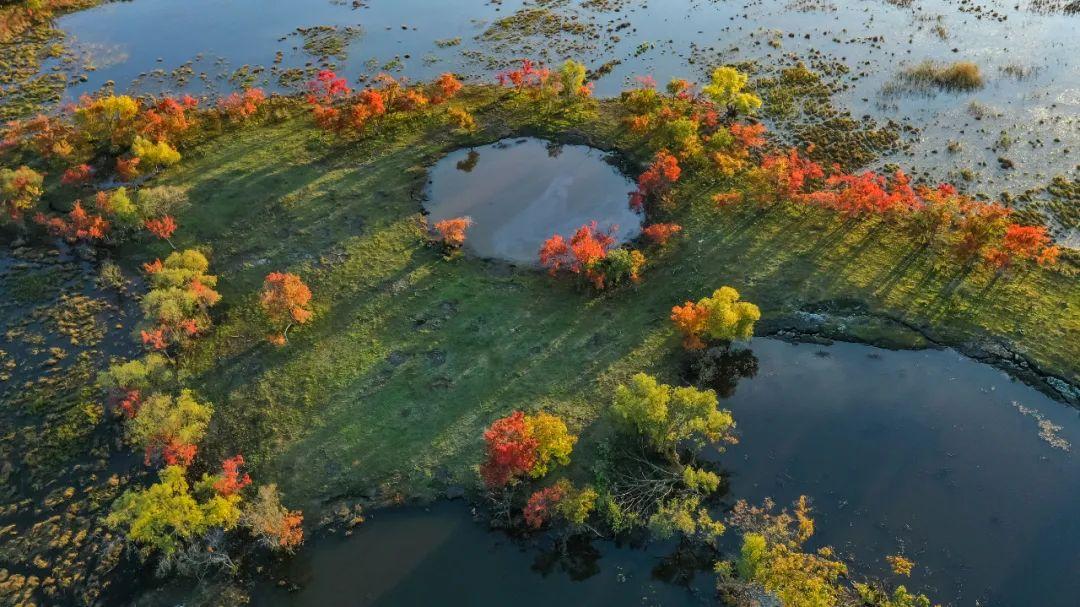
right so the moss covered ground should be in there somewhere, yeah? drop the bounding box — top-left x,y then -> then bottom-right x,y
114,87 -> 1080,511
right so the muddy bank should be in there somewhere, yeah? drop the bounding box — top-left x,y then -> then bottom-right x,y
762,304 -> 1080,407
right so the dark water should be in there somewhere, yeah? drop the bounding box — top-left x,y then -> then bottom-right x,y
424,138 -> 642,264
255,338 -> 1080,607
717,339 -> 1080,607
252,502 -> 713,607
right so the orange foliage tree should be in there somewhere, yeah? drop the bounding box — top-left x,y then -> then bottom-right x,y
629,150 -> 681,211
540,222 -> 646,290
430,73 -> 464,104
218,88 -> 266,120
260,272 -> 314,345
642,223 -> 683,246
144,215 -> 178,247
433,216 -> 472,253
984,224 -> 1060,269
34,200 -> 110,243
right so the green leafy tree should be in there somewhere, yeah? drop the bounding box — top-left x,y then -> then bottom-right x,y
140,249 -> 222,349
558,59 -> 588,98
854,584 -> 933,607
127,389 -> 213,464
99,187 -> 139,227
97,353 -> 174,393
526,411 -> 577,478
648,494 -> 726,542
718,497 -> 937,607
612,372 -> 735,458
132,135 -> 181,169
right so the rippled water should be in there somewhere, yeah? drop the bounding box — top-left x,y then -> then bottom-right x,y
49,0 -> 1080,194
424,138 -> 642,264
254,338 -> 1080,607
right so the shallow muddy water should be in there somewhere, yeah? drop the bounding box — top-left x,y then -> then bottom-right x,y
48,0 -> 1080,198
424,138 -> 642,264
254,338 -> 1080,607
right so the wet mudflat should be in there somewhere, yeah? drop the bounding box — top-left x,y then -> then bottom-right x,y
47,0 -> 1080,199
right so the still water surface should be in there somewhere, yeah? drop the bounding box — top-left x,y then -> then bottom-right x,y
424,138 -> 642,264
256,339 -> 1080,607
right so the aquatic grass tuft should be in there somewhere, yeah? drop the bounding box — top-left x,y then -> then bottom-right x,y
883,60 -> 985,98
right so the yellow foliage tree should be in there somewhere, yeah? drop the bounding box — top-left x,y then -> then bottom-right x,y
132,135 -> 182,169
702,67 -> 762,117
524,411 -> 577,478
106,465 -> 242,556
671,286 -> 760,350
74,94 -> 140,149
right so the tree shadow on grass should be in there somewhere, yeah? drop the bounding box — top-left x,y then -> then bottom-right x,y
869,241 -> 929,300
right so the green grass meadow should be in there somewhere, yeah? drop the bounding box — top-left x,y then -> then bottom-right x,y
126,88 -> 1080,511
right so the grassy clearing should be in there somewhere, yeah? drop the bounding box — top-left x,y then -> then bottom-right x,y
127,87 -> 1079,511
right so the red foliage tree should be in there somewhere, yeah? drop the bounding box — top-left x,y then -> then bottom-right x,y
213,455 -> 253,496
159,439 -> 197,467
539,221 -> 617,288
219,88 -> 266,120
729,122 -> 767,148
118,389 -> 142,419
496,59 -> 552,94
759,147 -> 825,201
480,411 -> 538,489
61,164 -> 93,185
140,328 -> 168,351
34,200 -> 110,243
630,150 -> 682,211
524,483 -> 567,528
139,95 -> 198,142
803,169 -> 919,217
307,70 -> 351,102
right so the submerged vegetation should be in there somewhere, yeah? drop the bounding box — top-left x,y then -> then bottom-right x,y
0,35 -> 1077,604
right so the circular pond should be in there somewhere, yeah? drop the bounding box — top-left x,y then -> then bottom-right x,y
424,138 -> 642,264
